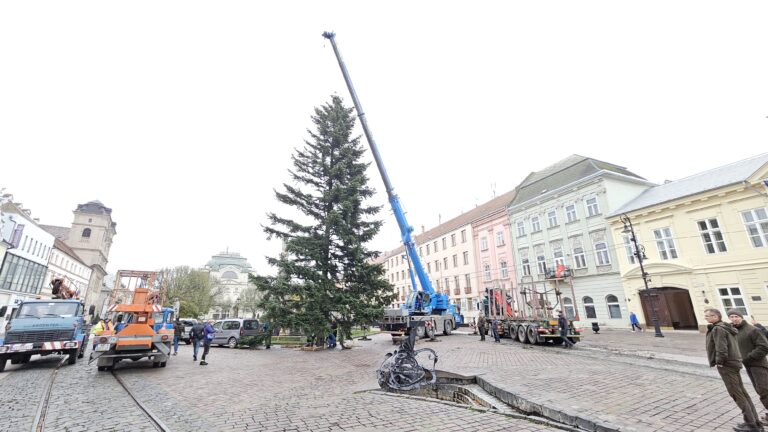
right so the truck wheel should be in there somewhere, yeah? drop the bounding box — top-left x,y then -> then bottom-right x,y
443,321 -> 452,336
0,356 -> 6,372
67,349 -> 78,365
517,326 -> 529,344
426,324 -> 436,340
526,326 -> 540,345
160,361 -> 167,368
227,337 -> 237,349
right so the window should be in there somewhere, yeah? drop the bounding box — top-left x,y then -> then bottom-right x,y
531,216 -> 541,232
565,204 -> 577,223
563,297 -> 575,319
553,249 -> 564,267
742,208 -> 768,248
442,237 -> 447,250
222,320 -> 240,330
463,251 -> 469,265
444,278 -> 450,290
536,255 -> 547,274
654,227 -> 678,260
522,258 -> 531,276
401,270 -> 405,280
594,242 -> 610,266
606,295 -> 622,318
443,257 -> 448,270
454,275 -> 460,289
452,254 -> 458,268
699,218 -> 727,254
451,234 -> 456,246
461,230 -> 467,243
480,237 -> 488,251
426,244 -> 430,255
500,261 -> 508,279
719,287 -> 748,316
465,274 -> 472,289
483,264 -> 491,281
516,220 -> 525,237
495,231 -> 505,246
82,228 -> 91,238
433,241 -> 438,252
583,296 -> 597,319
573,247 -> 587,269
222,271 -> 238,279
623,236 -> 636,264
419,247 -> 423,257
427,262 -> 431,273
586,197 -> 600,217
547,210 -> 558,228
435,260 -> 440,271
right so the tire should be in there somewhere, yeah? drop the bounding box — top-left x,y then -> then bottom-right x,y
0,356 -> 6,372
11,358 -> 20,365
67,349 -> 78,365
21,354 -> 31,364
152,362 -> 159,368
551,338 -> 564,346
160,361 -> 167,368
517,325 -> 529,344
97,366 -> 106,371
526,326 -> 540,345
77,344 -> 85,359
443,321 -> 453,336
415,325 -> 426,339
227,337 -> 237,349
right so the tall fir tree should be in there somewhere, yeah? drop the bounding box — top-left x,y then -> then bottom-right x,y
257,95 -> 394,344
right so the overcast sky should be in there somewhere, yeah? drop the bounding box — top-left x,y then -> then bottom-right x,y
1,1 -> 766,276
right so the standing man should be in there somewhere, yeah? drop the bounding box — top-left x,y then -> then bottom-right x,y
477,314 -> 487,341
729,309 -> 768,424
172,318 -> 183,356
558,311 -> 575,349
705,308 -> 761,432
491,319 -> 501,343
200,320 -> 215,366
190,320 -> 205,362
629,311 -> 643,332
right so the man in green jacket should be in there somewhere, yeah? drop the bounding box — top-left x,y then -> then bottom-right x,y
729,309 -> 768,423
705,308 -> 761,432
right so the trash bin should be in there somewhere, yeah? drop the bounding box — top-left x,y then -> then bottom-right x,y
591,322 -> 600,334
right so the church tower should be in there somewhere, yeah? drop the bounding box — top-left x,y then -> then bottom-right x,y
67,201 -> 117,307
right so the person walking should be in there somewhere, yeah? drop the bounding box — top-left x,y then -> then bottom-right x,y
477,314 -> 487,341
705,308 -> 761,432
558,311 -> 575,349
729,309 -> 768,424
172,318 -> 183,356
190,321 -> 205,362
200,319 -> 215,366
491,319 -> 501,343
629,311 -> 643,332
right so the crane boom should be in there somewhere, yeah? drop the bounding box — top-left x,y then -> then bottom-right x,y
322,31 -> 442,310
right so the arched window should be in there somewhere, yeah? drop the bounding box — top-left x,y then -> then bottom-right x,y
583,296 -> 597,319
563,297 -> 575,319
81,228 -> 91,238
222,271 -> 238,279
499,261 -> 508,279
483,264 -> 491,281
606,294 -> 622,318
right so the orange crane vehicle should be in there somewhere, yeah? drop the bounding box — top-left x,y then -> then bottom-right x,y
89,270 -> 175,371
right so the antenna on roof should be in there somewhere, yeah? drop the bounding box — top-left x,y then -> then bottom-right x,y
492,182 -> 496,198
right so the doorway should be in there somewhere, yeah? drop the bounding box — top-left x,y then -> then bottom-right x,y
639,287 -> 697,330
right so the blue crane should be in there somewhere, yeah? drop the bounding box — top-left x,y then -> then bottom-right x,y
322,32 -> 461,329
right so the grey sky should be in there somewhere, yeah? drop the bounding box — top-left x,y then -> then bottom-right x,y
1,1 -> 766,276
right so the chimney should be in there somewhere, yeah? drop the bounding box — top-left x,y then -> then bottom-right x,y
421,225 -> 425,234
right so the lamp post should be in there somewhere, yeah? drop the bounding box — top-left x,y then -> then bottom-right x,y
620,214 -> 664,338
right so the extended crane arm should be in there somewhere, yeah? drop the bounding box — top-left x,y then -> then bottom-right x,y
322,31 -> 436,298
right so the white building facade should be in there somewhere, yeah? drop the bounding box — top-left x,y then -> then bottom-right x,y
41,239 -> 92,300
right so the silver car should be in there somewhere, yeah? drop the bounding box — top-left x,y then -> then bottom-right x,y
211,318 -> 261,348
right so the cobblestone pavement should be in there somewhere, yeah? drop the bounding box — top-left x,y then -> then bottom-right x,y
1,330 -> 762,432
576,328 -> 707,365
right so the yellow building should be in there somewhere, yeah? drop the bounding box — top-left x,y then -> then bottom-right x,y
608,153 -> 768,332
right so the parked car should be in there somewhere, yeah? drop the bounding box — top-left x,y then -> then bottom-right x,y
211,318 -> 261,348
178,318 -> 198,344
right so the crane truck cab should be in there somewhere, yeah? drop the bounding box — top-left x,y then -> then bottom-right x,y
0,298 -> 94,372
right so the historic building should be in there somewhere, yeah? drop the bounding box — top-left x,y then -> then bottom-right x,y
608,153 -> 768,331
41,200 -> 117,309
204,251 -> 256,320
508,155 -> 654,329
379,189 -> 518,322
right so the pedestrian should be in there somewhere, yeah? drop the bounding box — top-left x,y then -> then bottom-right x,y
91,318 -> 106,335
629,311 -> 643,332
172,318 -> 183,356
751,317 -> 768,340
705,308 -> 761,432
190,320 -> 205,362
728,309 -> 768,424
558,311 -> 575,349
200,319 -> 215,366
477,314 -> 487,341
491,319 -> 501,343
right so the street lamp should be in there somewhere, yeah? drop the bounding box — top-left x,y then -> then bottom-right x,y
620,214 -> 664,338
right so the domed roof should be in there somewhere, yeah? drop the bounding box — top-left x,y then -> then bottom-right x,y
205,251 -> 253,272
